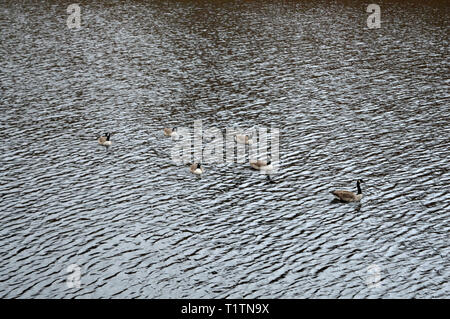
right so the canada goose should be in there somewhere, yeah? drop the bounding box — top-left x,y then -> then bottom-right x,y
190,163 -> 203,175
331,179 -> 364,202
235,133 -> 253,145
164,127 -> 178,139
250,158 -> 273,171
98,132 -> 112,149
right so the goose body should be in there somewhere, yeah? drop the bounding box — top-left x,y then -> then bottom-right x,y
331,180 -> 363,202
190,163 -> 203,175
250,159 -> 273,171
235,134 -> 253,145
98,133 -> 112,147
164,127 -> 178,139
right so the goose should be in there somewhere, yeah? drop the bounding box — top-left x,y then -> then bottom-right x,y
250,158 -> 273,171
331,179 -> 364,202
98,132 -> 112,149
235,133 -> 253,145
190,163 -> 203,175
163,127 -> 178,139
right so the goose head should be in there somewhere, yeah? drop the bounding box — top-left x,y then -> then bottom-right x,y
356,179 -> 364,194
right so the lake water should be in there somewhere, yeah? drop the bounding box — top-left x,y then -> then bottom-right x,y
0,0 -> 448,298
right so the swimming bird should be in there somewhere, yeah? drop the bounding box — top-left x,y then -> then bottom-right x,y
250,158 -> 273,171
164,127 -> 178,139
98,132 -> 112,150
235,133 -> 253,145
190,163 -> 203,175
331,179 -> 364,202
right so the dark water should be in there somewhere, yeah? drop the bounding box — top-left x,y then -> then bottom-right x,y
0,0 -> 448,298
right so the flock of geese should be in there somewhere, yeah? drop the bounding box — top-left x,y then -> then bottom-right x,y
97,130 -> 364,203
162,127 -> 273,176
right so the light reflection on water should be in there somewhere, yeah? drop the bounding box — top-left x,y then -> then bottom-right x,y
0,0 -> 448,298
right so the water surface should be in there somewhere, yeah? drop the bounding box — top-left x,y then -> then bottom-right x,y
0,0 -> 448,298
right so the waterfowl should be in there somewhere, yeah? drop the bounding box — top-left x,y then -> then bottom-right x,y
98,132 -> 112,149
250,159 -> 273,171
164,127 -> 178,139
190,163 -> 203,175
235,133 -> 253,145
331,179 -> 364,202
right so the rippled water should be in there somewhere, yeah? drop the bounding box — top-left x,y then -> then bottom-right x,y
0,0 -> 449,298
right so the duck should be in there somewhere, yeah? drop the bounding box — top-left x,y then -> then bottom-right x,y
331,179 -> 364,202
235,133 -> 253,145
164,127 -> 178,139
98,132 -> 112,149
250,158 -> 273,171
190,163 -> 203,175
